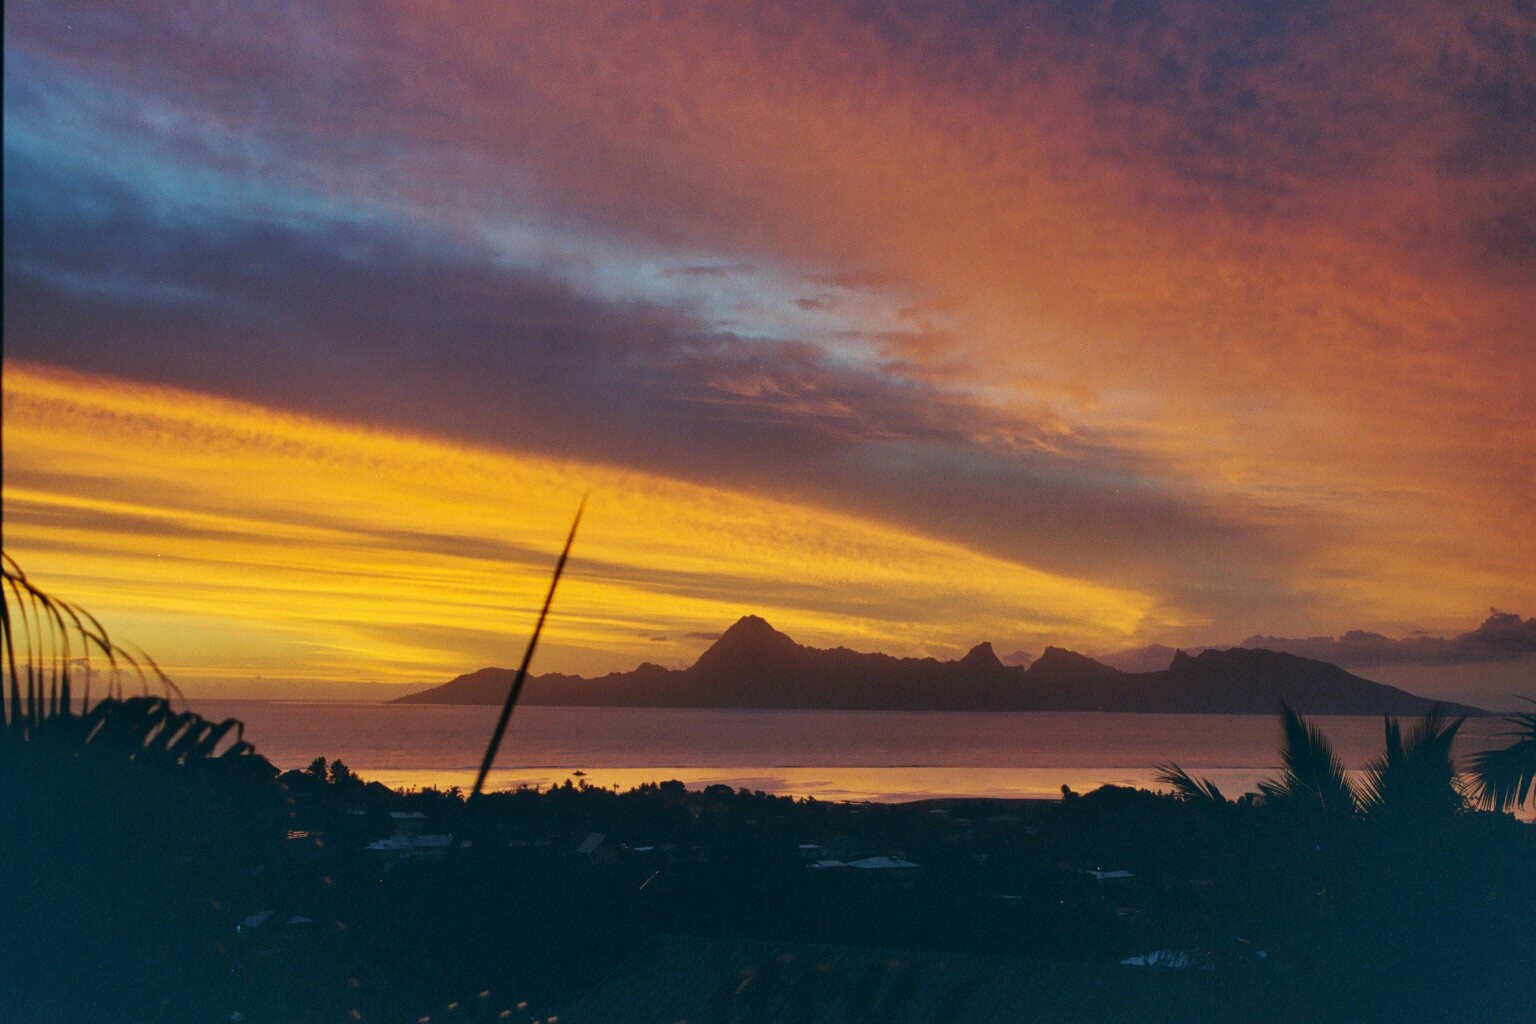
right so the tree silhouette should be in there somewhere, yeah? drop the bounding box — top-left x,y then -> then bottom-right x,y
3,554 -> 285,1020
1153,762 -> 1227,806
1256,701 -> 1358,825
1467,697 -> 1536,813
1358,705 -> 1465,828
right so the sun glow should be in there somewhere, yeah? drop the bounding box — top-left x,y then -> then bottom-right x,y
2,363 -> 1167,693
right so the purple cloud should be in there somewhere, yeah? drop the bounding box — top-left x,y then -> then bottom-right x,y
1240,611 -> 1536,668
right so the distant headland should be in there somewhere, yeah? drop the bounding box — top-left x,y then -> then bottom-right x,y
394,615 -> 1483,716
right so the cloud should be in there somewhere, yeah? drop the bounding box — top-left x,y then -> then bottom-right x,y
662,264 -> 757,280
1240,610 -> 1536,669
2,363 -> 1165,684
1102,611 -> 1536,676
4,0 -> 1534,648
2,126 -> 1307,608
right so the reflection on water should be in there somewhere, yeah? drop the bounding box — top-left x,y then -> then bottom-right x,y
193,701 -> 1519,807
357,765 -> 1171,803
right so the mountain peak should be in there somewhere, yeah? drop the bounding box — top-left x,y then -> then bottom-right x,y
690,615 -> 801,675
1032,646 -> 1105,668
718,615 -> 795,647
1027,646 -> 1120,681
959,641 -> 1002,669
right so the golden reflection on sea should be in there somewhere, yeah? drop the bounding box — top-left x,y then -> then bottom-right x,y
359,766 -> 1219,804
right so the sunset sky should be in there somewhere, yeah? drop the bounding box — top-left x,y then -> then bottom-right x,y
4,2 -> 1533,705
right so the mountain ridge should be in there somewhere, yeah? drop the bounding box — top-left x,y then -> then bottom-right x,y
393,615 -> 1484,716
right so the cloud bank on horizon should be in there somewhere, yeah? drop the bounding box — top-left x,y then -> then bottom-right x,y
1239,611 -> 1536,668
3,1 -> 1534,701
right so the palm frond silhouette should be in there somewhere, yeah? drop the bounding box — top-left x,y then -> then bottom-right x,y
1358,705 -> 1464,826
1467,697 -> 1536,813
1153,761 -> 1227,805
1256,701 -> 1357,822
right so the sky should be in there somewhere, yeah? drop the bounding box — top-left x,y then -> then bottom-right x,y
3,1 -> 1533,706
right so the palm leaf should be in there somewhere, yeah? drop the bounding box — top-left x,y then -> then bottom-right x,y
1359,705 -> 1465,824
2,553 -> 178,733
1154,762 -> 1227,804
1258,701 -> 1356,820
1467,698 -> 1536,812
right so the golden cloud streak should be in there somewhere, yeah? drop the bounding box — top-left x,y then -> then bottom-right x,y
2,363 -> 1168,692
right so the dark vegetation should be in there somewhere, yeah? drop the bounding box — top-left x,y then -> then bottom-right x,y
4,552 -> 1534,1023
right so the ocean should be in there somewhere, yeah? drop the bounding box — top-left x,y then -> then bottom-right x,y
190,701 -> 1519,804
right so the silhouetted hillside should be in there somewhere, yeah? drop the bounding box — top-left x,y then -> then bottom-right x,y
393,616 -> 1481,715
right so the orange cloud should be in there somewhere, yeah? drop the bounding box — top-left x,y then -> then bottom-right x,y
324,3 -> 1533,624
6,0 -> 1532,651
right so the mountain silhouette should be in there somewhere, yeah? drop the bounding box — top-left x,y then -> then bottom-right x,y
688,615 -> 801,678
393,615 -> 1482,715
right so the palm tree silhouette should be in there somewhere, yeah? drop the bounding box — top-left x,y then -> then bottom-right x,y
3,552 -> 263,766
1158,701 -> 1475,826
1152,761 -> 1228,805
1467,697 -> 1536,813
1256,701 -> 1358,824
4,553 -> 288,1021
1358,705 -> 1465,828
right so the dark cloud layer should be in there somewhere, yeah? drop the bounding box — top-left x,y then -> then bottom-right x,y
2,130 -> 1305,600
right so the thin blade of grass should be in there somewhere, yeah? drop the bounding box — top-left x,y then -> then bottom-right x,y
469,497 -> 586,802
2,591 -> 20,729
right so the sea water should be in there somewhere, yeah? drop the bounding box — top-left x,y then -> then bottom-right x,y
189,701 -> 1517,804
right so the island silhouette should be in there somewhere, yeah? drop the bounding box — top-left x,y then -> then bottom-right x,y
395,615 -> 1481,715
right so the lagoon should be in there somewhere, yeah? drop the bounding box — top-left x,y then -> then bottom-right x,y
193,701 -> 1516,804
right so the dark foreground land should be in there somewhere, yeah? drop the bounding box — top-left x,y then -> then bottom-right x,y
5,734 -> 1534,1024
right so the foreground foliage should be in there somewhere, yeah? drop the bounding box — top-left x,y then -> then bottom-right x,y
3,557 -> 285,1020
1467,698 -> 1536,813
5,554 -> 1532,1022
